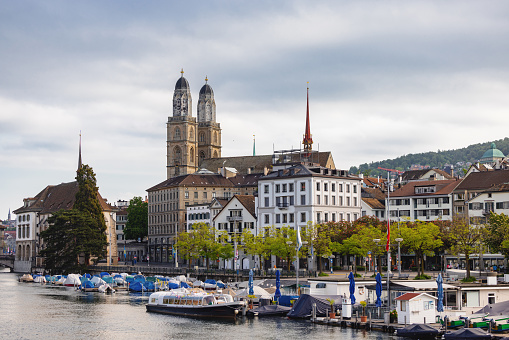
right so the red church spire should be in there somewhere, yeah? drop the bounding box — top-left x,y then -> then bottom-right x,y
303,83 -> 313,153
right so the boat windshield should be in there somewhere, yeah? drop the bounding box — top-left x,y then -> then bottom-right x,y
203,296 -> 215,306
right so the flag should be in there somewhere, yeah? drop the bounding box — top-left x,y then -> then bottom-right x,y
297,225 -> 303,250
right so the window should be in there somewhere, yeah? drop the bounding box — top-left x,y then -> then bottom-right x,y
316,195 -> 321,204
347,197 -> 350,206
264,197 -> 269,207
185,192 -> 189,199
300,182 -> 306,191
203,192 -> 207,199
324,183 -> 328,191
339,184 -> 343,192
401,301 -> 406,312
276,197 -> 281,206
325,196 -> 328,205
289,183 -> 294,192
316,212 -> 321,223
264,214 -> 270,224
301,195 -> 306,205
289,213 -> 294,223
282,184 -> 287,192
316,182 -> 320,191
354,197 -> 357,206
282,214 -> 288,223
332,183 -> 336,192
194,192 -> 198,199
276,184 -> 280,193
290,196 -> 294,206
332,213 -> 336,222
324,213 -> 328,222
353,185 -> 357,193
488,293 -> 496,304
339,196 -> 343,206
276,214 -> 281,223
346,184 -> 350,193
301,212 -> 306,222
332,196 -> 336,205
264,185 -> 269,194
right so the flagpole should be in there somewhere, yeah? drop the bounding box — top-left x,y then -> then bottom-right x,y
387,171 -> 391,313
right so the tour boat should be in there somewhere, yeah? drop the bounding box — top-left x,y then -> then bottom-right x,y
146,290 -> 245,319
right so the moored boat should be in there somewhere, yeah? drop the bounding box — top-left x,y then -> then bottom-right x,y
146,290 -> 245,319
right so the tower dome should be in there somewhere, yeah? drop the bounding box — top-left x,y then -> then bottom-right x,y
480,142 -> 505,163
197,76 -> 216,123
172,69 -> 192,117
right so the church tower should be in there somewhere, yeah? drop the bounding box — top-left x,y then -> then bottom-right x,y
167,72 -> 221,179
197,77 -> 221,166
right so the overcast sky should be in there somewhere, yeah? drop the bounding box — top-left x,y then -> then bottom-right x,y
2,1 -> 509,219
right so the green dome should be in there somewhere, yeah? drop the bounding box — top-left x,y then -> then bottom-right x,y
480,142 -> 505,163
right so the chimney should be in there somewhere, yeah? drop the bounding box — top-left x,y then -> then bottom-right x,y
247,168 -> 251,174
263,167 -> 268,176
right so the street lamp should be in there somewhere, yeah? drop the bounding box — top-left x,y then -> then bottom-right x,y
373,239 -> 380,273
395,238 -> 403,277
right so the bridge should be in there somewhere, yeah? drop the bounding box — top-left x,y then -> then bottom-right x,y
0,255 -> 15,269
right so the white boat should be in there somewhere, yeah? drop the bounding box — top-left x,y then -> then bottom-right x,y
146,290 -> 245,319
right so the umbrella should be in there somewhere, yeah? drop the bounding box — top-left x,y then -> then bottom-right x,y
348,271 -> 356,305
248,269 -> 254,296
274,270 -> 281,301
437,273 -> 444,312
375,272 -> 382,307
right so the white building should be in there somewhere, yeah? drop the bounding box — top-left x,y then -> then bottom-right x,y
186,203 -> 212,230
257,163 -> 362,229
468,183 -> 509,225
213,195 -> 257,270
387,179 -> 460,222
395,292 -> 437,324
361,187 -> 386,220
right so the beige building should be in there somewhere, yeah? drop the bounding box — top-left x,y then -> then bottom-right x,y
146,169 -> 261,263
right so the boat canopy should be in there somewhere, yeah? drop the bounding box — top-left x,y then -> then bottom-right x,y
287,294 -> 342,319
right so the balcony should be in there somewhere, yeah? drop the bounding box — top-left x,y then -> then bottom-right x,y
482,209 -> 494,216
276,202 -> 289,210
227,216 -> 243,222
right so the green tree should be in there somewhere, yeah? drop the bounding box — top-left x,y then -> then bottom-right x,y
175,231 -> 198,269
448,217 -> 485,279
41,164 -> 107,271
41,209 -> 96,273
400,222 -> 443,276
192,223 -> 219,270
485,213 -> 509,259
124,196 -> 148,241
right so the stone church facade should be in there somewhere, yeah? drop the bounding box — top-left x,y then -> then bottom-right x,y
166,71 -> 222,178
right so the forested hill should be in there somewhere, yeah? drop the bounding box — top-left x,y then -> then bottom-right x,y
349,137 -> 509,177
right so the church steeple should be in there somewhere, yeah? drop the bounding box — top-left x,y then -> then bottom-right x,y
197,76 -> 216,122
302,83 -> 313,153
173,69 -> 192,117
77,131 -> 82,172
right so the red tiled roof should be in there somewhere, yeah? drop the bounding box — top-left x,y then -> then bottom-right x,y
395,293 -> 422,301
390,179 -> 460,198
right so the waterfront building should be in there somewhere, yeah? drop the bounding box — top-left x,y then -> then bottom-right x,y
146,169 -> 261,263
452,170 -> 509,218
398,168 -> 455,186
361,187 -> 386,220
186,203 -> 212,230
395,293 -> 437,324
387,179 -> 460,222
467,183 -> 509,225
213,195 -> 256,270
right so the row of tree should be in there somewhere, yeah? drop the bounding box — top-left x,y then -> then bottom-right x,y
350,137 -> 509,176
176,214 -> 509,278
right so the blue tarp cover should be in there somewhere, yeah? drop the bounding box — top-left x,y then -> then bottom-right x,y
278,295 -> 299,307
287,294 -> 342,319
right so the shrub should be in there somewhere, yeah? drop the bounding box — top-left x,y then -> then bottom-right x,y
356,266 -> 366,271
354,273 -> 362,278
461,276 -> 476,283
318,272 -> 329,277
414,274 -> 431,280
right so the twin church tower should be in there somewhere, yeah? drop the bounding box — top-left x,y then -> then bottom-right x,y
166,70 -> 222,178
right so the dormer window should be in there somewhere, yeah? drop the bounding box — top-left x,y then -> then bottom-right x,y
415,186 -> 436,194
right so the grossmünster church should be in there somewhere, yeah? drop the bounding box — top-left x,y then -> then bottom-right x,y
166,70 -> 222,178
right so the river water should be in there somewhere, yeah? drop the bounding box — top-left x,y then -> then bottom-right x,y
0,270 -> 392,340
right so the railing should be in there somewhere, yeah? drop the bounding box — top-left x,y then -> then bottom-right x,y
276,202 -> 289,209
226,216 -> 243,222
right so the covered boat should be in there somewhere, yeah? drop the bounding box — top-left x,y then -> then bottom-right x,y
146,290 -> 245,319
396,324 -> 439,339
246,304 -> 291,317
63,274 -> 81,287
287,294 -> 341,319
444,328 -> 492,340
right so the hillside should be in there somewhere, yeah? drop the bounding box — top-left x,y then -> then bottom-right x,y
349,137 -> 509,176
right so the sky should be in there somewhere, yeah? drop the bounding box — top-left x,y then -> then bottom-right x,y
2,0 -> 509,219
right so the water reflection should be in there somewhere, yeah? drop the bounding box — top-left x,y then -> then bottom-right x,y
1,272 -> 392,340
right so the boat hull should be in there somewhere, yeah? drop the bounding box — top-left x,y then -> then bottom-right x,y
146,303 -> 243,319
